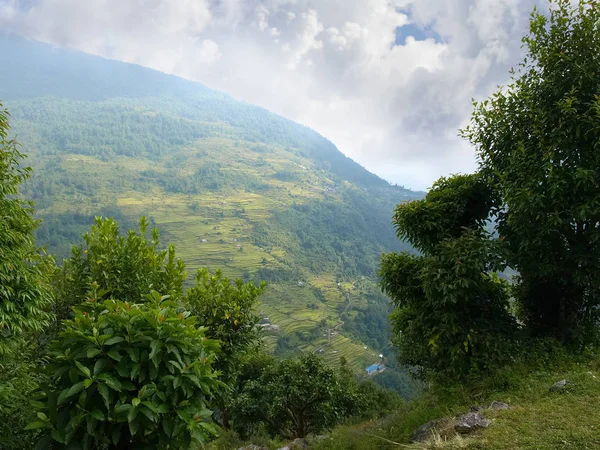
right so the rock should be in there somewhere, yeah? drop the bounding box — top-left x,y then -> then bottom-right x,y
290,438 -> 309,449
489,401 -> 510,410
470,405 -> 483,412
238,446 -> 268,450
550,379 -> 569,392
410,418 -> 451,443
455,412 -> 491,434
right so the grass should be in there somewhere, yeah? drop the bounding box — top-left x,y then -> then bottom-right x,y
309,349 -> 600,450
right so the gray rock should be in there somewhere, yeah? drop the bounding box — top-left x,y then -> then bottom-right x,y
290,438 -> 309,449
410,418 -> 450,443
276,447 -> 290,450
550,379 -> 569,392
238,446 -> 268,450
489,401 -> 510,410
455,412 -> 491,434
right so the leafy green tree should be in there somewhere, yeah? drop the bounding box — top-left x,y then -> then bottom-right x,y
461,0 -> 600,342
232,354 -> 350,439
0,102 -> 53,356
380,175 -> 516,378
32,292 -> 221,449
185,269 -> 265,428
53,217 -> 186,325
0,103 -> 54,448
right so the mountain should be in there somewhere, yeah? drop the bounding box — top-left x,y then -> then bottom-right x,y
0,32 -> 422,377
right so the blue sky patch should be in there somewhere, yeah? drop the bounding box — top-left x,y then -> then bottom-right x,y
395,23 -> 443,46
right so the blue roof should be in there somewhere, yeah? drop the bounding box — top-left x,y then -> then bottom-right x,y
366,364 -> 380,374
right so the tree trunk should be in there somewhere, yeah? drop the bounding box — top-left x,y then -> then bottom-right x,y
222,408 -> 231,430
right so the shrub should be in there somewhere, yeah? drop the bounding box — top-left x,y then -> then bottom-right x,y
32,291 -> 221,449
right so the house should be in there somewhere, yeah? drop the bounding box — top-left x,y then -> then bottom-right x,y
366,363 -> 386,376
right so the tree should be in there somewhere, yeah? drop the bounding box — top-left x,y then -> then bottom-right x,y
380,175 -> 516,378
461,0 -> 600,343
32,292 -> 221,450
0,102 -> 53,357
53,217 -> 186,325
0,103 -> 54,448
231,354 -> 350,439
184,269 -> 265,428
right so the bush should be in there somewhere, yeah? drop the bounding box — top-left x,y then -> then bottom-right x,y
32,292 -> 221,449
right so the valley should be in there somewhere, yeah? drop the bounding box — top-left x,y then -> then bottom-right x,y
1,33 -> 421,378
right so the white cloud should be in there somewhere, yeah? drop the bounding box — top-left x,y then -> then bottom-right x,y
0,0 -> 546,190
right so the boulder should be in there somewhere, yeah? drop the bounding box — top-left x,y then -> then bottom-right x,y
550,379 -> 569,392
238,446 -> 268,450
489,401 -> 510,410
455,412 -> 491,434
410,418 -> 451,443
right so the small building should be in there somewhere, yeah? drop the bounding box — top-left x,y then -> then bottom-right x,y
366,363 -> 386,376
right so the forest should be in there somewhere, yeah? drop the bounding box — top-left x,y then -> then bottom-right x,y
2,1 -> 600,449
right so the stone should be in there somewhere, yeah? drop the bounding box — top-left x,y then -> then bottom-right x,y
455,412 -> 491,434
550,379 -> 569,392
238,446 -> 268,450
290,438 -> 309,449
489,401 -> 510,410
410,418 -> 451,443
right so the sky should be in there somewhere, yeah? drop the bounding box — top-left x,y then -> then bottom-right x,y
0,0 -> 548,190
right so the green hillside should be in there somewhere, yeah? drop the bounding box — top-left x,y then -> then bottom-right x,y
0,33 -> 422,377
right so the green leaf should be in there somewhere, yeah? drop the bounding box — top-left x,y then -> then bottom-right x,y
98,383 -> 111,410
108,349 -> 122,361
162,419 -> 173,437
67,381 -> 86,399
198,421 -> 219,435
90,408 -> 105,421
132,398 -> 141,407
75,361 -> 91,378
127,405 -> 139,423
105,336 -> 125,345
93,359 -> 108,377
128,418 -> 140,436
86,348 -> 101,358
25,421 -> 49,430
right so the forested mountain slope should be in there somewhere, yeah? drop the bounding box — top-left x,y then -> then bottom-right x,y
0,32 -> 422,376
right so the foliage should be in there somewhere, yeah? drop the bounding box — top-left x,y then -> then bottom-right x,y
0,341 -> 49,449
53,217 -> 186,325
0,102 -> 54,447
185,269 -> 265,427
232,354 -> 357,439
0,102 -> 53,356
380,175 -> 516,378
461,0 -> 600,343
33,292 -> 221,449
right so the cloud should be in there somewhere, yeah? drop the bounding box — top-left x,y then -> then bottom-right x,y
0,0 -> 546,190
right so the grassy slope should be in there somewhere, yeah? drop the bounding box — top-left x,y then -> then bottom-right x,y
309,351 -> 600,450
